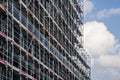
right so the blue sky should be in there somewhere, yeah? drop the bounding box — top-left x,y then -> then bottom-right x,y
84,0 -> 120,80
85,0 -> 120,42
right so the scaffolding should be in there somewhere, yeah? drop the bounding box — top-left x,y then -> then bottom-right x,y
0,0 -> 90,80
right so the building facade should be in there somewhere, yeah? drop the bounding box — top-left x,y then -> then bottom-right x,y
0,0 -> 90,80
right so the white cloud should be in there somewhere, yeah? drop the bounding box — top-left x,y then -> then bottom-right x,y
84,21 -> 116,57
109,69 -> 120,76
84,0 -> 94,14
96,68 -> 120,80
84,21 -> 120,80
96,8 -> 120,19
97,54 -> 120,67
84,1 -> 120,79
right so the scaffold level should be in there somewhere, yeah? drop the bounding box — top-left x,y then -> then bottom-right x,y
0,0 -> 91,80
